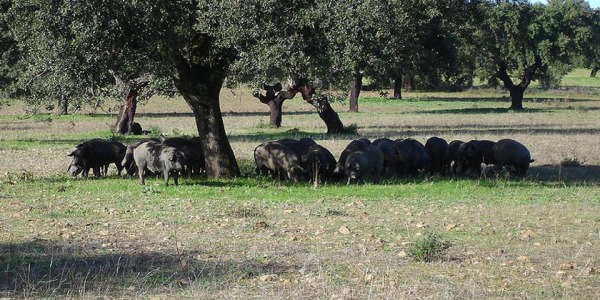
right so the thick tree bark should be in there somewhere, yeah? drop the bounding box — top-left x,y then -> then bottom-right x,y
508,86 -> 525,110
112,72 -> 148,135
58,96 -> 68,115
393,76 -> 402,99
172,57 -> 239,179
315,97 -> 345,134
496,60 -> 539,110
252,83 -> 289,127
348,72 -> 362,112
114,90 -> 138,134
591,67 -> 598,78
288,78 -> 345,134
267,99 -> 284,127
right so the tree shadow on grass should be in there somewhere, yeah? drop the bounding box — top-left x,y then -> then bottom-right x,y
358,124 -> 600,138
0,240 -> 296,298
423,107 -> 556,114
423,106 -> 600,115
528,164 -> 600,186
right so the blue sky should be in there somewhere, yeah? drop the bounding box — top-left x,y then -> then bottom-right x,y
533,0 -> 599,8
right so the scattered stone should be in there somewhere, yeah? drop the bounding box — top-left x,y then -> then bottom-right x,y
521,230 -> 536,241
446,223 -> 457,231
560,263 -> 575,270
555,271 -> 568,280
254,221 -> 268,229
259,274 -> 278,282
580,264 -> 595,276
339,225 -> 351,235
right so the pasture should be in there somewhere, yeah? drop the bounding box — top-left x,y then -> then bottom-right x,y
1,82 -> 600,298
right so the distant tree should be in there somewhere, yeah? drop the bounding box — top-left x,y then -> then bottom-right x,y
0,0 -> 19,98
475,0 -> 592,109
229,1 -> 346,132
8,1 -> 157,132
573,4 -> 600,77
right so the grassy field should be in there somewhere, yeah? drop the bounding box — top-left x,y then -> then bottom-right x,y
1,74 -> 600,299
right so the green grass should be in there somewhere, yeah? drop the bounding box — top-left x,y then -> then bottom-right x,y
2,80 -> 600,298
562,68 -> 600,87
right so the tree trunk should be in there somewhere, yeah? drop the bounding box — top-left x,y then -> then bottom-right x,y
539,75 -> 551,90
111,72 -> 149,135
409,76 -> 416,91
508,86 -> 525,110
288,78 -> 345,134
315,97 -> 345,134
58,96 -> 68,115
267,98 -> 285,127
172,59 -> 239,179
114,89 -> 138,134
393,76 -> 402,99
496,60 -> 539,110
591,67 -> 598,78
348,72 -> 362,112
252,86 -> 287,127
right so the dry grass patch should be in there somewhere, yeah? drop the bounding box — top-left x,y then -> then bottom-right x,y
1,87 -> 600,298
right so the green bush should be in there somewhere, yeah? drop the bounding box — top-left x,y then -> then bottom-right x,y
408,232 -> 452,262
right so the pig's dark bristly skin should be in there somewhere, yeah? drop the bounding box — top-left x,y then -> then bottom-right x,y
67,139 -> 126,178
334,139 -> 370,176
457,140 -> 483,176
493,139 -> 534,177
425,137 -> 449,176
304,144 -> 337,184
446,140 -> 464,175
161,137 -> 205,177
133,141 -> 186,186
345,145 -> 384,185
122,138 -> 161,176
393,138 -> 431,177
375,140 -> 396,177
254,141 -> 305,182
475,140 -> 497,165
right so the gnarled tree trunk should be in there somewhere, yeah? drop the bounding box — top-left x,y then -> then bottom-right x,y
252,83 -> 290,127
348,72 -> 362,112
315,97 -> 345,134
114,90 -> 138,134
172,56 -> 239,179
58,96 -> 68,115
393,76 -> 402,99
289,78 -> 345,134
112,72 -> 149,135
591,67 -> 598,78
496,60 -> 539,110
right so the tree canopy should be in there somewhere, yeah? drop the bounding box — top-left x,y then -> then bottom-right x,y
1,0 -> 598,177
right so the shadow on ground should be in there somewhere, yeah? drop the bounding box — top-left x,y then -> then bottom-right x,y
0,240 -> 295,298
528,164 -> 600,185
358,123 -> 600,138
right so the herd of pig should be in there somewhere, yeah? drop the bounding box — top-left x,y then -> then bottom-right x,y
254,137 -> 534,184
67,135 -> 533,186
67,136 -> 204,186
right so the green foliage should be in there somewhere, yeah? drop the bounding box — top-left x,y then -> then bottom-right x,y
475,0 -> 595,88
408,232 -> 452,262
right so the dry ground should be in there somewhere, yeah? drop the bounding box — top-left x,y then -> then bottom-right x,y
1,88 -> 599,299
